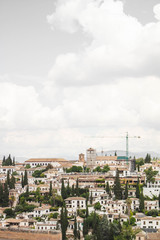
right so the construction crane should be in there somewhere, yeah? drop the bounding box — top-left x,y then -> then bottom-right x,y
86,132 -> 140,164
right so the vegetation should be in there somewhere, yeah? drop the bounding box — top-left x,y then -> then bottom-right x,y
144,167 -> 158,183
93,165 -> 110,173
66,166 -> 83,173
94,202 -> 101,210
139,191 -> 144,212
114,169 -> 122,200
144,153 -> 151,163
61,178 -> 89,200
60,206 -> 68,240
3,208 -> 15,218
2,155 -> 15,166
135,178 -> 140,198
124,182 -> 128,200
0,181 -> 9,207
83,213 -> 121,240
32,169 -> 45,178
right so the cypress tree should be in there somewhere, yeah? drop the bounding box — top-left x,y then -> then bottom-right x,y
13,157 -> 15,166
10,174 -> 15,189
0,182 -> 3,206
136,178 -> 140,198
66,180 -> 70,198
106,182 -> 110,194
3,181 -> 9,207
83,218 -> 88,236
61,178 -> 67,200
73,216 -> 78,240
24,170 -> 28,186
124,182 -> 128,199
61,206 -> 68,240
71,184 -> 75,196
76,178 -> 79,196
49,181 -> 52,196
90,191 -> 93,205
21,174 -> 24,188
139,191 -> 144,212
145,153 -> 151,163
86,203 -> 88,218
6,154 -> 12,166
159,194 -> 160,208
114,169 -> 122,200
7,170 -> 10,186
2,156 -> 5,166
26,185 -> 29,196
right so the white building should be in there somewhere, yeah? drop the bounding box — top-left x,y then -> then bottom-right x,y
65,197 -> 86,211
141,216 -> 160,229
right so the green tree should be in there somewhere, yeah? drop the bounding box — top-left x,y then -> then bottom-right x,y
21,174 -> 24,188
66,180 -> 70,197
102,164 -> 110,173
71,184 -> 75,196
73,216 -> 78,240
115,224 -> 139,240
3,208 -> 15,218
93,166 -> 102,172
90,191 -> 93,205
3,181 -> 9,207
25,164 -> 31,169
76,178 -> 80,196
144,153 -> 151,163
126,198 -> 132,218
10,174 -> 15,189
7,170 -> 10,186
94,202 -> 101,211
2,156 -> 5,166
114,169 -> 122,200
144,167 -> 158,183
136,178 -> 140,199
49,181 -> 52,197
61,178 -> 67,200
106,182 -> 110,194
139,191 -> 144,212
83,218 -> 88,236
124,182 -> 128,199
0,182 -> 4,206
61,206 -> 68,240
12,157 -> 15,166
86,204 -> 89,218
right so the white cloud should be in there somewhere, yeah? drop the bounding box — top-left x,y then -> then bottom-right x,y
153,4 -> 160,21
47,0 -> 160,87
2,0 -> 160,159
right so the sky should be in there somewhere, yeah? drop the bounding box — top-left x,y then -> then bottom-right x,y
1,0 -> 160,160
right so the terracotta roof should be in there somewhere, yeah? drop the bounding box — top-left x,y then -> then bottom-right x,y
25,158 -> 67,163
65,197 -> 86,201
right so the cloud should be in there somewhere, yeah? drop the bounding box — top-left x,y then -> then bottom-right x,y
153,4 -> 160,21
47,0 -> 160,87
2,0 -> 160,159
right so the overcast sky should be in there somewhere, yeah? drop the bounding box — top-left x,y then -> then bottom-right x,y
1,0 -> 160,160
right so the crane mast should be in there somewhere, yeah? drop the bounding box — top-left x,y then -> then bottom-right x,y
86,132 -> 140,164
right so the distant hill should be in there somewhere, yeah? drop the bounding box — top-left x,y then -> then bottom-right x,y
97,150 -> 160,159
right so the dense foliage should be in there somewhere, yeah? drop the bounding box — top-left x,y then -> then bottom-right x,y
2,155 -> 15,166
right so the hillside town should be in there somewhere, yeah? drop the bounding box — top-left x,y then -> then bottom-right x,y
0,149 -> 160,240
